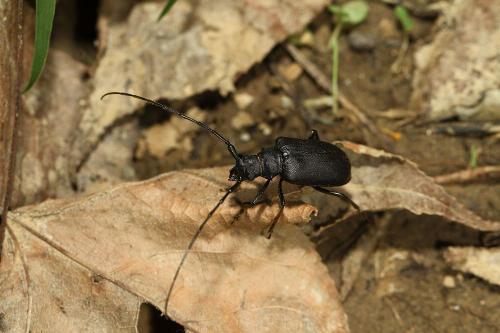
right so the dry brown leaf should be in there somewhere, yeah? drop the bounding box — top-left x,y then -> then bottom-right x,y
80,0 -> 329,160
444,247 -> 500,286
0,167 -> 350,333
410,0 -> 500,121
337,141 -> 500,232
77,121 -> 140,194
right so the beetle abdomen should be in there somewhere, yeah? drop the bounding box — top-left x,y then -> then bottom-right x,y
276,137 -> 351,186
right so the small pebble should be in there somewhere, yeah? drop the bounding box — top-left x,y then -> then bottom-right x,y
231,111 -> 254,130
258,123 -> 272,136
280,95 -> 294,110
299,30 -> 315,46
278,63 -> 303,81
234,92 -> 254,110
378,18 -> 399,39
347,31 -> 376,52
443,275 -> 456,288
240,132 -> 251,142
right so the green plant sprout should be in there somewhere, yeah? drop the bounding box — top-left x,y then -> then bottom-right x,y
469,144 -> 479,169
328,0 -> 369,115
391,4 -> 414,73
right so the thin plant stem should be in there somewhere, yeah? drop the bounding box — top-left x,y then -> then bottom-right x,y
330,22 -> 343,115
391,31 -> 409,73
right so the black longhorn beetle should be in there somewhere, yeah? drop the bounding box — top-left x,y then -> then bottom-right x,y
101,92 -> 361,314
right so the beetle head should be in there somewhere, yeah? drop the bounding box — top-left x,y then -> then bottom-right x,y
228,165 -> 242,181
228,155 -> 260,181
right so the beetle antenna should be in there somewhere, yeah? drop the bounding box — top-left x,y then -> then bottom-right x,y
164,181 -> 241,315
101,92 -> 240,159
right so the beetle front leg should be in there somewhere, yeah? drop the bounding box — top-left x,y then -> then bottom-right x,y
249,178 -> 272,205
231,179 -> 272,225
266,177 -> 285,239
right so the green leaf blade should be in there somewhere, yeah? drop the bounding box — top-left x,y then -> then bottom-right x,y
340,0 -> 369,26
23,0 -> 56,93
394,5 -> 414,32
157,0 -> 178,21
328,5 -> 342,14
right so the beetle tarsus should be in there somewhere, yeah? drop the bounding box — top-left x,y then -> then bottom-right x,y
312,186 -> 360,212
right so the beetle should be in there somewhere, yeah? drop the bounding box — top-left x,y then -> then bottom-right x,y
101,92 -> 360,313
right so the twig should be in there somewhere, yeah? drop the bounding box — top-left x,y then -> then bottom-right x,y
0,0 -> 23,262
384,298 -> 404,328
285,44 -> 381,137
434,166 -> 500,185
427,123 -> 500,138
390,32 -> 409,74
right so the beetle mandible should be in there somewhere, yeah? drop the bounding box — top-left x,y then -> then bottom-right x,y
101,92 -> 360,314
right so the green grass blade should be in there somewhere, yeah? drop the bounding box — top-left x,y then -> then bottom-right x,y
22,0 -> 56,93
157,0 -> 178,21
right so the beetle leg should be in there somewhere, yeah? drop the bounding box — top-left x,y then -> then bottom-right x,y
249,178 -> 272,205
231,179 -> 272,225
308,129 -> 320,140
266,177 -> 285,239
312,186 -> 360,212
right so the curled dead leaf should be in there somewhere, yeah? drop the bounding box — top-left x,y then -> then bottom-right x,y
0,166 -> 349,333
337,141 -> 500,232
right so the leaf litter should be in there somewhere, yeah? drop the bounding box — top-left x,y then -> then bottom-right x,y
79,0 -> 330,163
337,141 -> 500,232
410,0 -> 500,121
1,166 -> 351,333
2,141 -> 499,332
0,2 -> 498,331
318,141 -> 500,305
